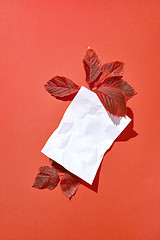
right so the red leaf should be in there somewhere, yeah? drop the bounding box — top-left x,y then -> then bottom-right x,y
32,166 -> 60,190
45,76 -> 80,100
95,85 -> 126,116
60,173 -> 81,199
83,48 -> 101,88
103,77 -> 137,99
93,61 -> 124,88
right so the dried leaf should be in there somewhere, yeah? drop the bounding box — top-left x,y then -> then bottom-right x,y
45,76 -> 80,100
95,85 -> 126,116
32,166 -> 60,190
83,48 -> 101,88
60,173 -> 81,199
93,61 -> 124,88
102,77 -> 137,99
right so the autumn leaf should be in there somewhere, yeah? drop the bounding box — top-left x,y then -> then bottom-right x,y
101,77 -> 137,99
95,85 -> 126,116
83,48 -> 101,89
93,61 -> 124,88
32,166 -> 60,190
102,61 -> 124,78
60,173 -> 81,199
45,76 -> 80,100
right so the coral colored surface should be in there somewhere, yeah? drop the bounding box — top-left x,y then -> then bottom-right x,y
0,0 -> 160,239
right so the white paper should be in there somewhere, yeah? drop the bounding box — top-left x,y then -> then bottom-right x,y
41,86 -> 131,185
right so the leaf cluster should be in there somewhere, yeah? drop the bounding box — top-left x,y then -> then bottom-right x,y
33,48 -> 136,199
45,48 -> 136,116
33,160 -> 80,199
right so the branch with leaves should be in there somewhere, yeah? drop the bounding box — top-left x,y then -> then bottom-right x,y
33,48 -> 136,199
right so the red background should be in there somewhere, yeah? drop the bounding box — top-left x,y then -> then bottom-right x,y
1,0 -> 160,239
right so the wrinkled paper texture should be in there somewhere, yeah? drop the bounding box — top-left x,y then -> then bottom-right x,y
41,86 -> 131,184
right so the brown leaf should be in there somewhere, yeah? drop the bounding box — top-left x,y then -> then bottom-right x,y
45,76 -> 80,100
83,48 -> 101,88
32,166 -> 60,190
102,77 -> 137,99
95,85 -> 126,116
60,173 -> 81,199
93,61 -> 124,88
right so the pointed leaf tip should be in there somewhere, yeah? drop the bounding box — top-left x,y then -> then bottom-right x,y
45,76 -> 80,101
83,49 -> 101,89
60,173 -> 81,199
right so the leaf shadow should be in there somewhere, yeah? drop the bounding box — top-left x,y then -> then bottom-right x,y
81,107 -> 138,193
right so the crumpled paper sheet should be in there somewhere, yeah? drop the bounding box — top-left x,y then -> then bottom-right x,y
41,86 -> 131,185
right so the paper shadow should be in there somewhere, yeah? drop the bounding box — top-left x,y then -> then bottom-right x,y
116,107 -> 138,142
82,107 -> 138,193
81,164 -> 102,193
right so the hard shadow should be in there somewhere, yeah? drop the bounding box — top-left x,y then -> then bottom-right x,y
81,107 -> 138,193
81,164 -> 102,193
116,107 -> 138,142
